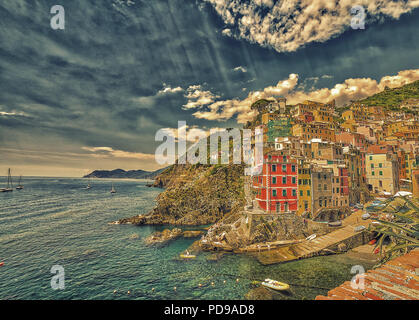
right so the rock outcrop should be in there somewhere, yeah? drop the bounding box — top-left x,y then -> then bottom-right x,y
144,228 -> 183,246
119,164 -> 245,226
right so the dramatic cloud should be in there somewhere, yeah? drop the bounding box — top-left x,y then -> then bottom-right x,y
190,69 -> 419,123
205,0 -> 419,52
183,85 -> 220,110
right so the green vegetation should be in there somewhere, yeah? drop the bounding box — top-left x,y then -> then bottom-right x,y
358,80 -> 419,110
369,196 -> 419,266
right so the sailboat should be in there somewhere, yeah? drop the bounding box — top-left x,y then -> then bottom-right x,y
16,175 -> 24,190
110,183 -> 116,194
85,178 -> 92,190
0,168 -> 14,192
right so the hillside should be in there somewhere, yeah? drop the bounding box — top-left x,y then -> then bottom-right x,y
118,164 -> 245,225
358,80 -> 419,110
84,168 -> 166,180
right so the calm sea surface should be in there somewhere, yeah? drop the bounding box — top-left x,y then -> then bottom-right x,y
0,177 -> 374,300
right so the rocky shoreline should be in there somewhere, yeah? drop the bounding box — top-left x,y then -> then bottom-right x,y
144,228 -> 204,246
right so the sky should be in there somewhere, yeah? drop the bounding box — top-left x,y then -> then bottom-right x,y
0,0 -> 418,177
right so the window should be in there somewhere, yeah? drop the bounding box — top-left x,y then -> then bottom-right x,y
292,189 -> 297,197
282,164 -> 287,172
282,189 -> 287,197
300,190 -> 303,196
292,177 -> 296,184
272,164 -> 277,172
324,184 -> 327,190
272,177 -> 277,184
291,165 -> 296,172
379,163 -> 382,168
299,179 -> 302,185
282,177 -> 286,184
372,171 -> 375,176
371,164 -> 374,168
319,199 -> 322,207
307,190 -> 310,196
379,181 -> 383,187
272,189 -> 277,197
379,171 -> 383,176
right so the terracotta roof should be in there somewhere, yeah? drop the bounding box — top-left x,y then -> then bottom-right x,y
315,249 -> 419,300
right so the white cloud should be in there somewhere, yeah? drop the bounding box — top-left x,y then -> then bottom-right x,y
233,66 -> 247,73
189,69 -> 419,123
158,84 -> 184,95
183,84 -> 220,110
205,0 -> 419,52
82,146 -> 155,160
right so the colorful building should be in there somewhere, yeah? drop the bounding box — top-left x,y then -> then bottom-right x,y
366,153 -> 400,195
297,161 -> 312,216
253,153 -> 298,213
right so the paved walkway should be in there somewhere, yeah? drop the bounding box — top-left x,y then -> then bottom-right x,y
256,209 -> 372,265
316,249 -> 419,300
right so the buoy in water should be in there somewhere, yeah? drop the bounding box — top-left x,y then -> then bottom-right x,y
173,287 -> 177,291
223,280 -> 226,284
127,290 -> 131,295
152,288 -> 155,292
0,262 -> 4,267
211,282 -> 215,286
236,278 -> 239,282
198,283 -> 202,287
113,290 -> 117,294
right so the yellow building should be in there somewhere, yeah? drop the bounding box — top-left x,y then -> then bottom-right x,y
405,153 -> 418,182
297,162 -> 312,216
292,123 -> 336,142
312,106 -> 334,123
366,153 -> 399,195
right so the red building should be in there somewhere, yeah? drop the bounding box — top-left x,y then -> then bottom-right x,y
253,153 -> 298,213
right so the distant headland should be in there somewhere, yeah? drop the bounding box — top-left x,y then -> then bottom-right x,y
83,168 -> 166,180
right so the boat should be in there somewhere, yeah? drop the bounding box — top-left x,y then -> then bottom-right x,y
328,220 -> 342,227
110,183 -> 116,194
361,213 -> 371,220
0,169 -> 14,193
16,175 -> 24,190
369,239 -> 377,245
85,178 -> 92,190
306,234 -> 316,241
261,279 -> 290,291
354,225 -> 366,232
180,253 -> 196,259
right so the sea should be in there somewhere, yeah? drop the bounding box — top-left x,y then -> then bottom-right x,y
0,177 -> 374,300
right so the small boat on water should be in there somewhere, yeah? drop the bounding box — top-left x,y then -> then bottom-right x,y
180,250 -> 196,259
110,183 -> 116,194
261,279 -> 290,291
0,262 -> 4,267
0,169 -> 14,193
16,175 -> 24,190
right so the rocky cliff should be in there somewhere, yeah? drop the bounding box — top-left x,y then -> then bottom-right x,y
119,164 -> 246,226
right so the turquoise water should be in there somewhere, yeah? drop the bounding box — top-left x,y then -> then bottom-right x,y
0,177 -> 373,300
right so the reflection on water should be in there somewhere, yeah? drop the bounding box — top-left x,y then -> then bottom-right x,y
0,178 -> 374,300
